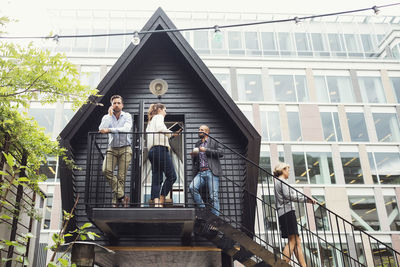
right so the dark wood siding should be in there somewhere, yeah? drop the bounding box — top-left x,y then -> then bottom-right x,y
69,33 -> 248,242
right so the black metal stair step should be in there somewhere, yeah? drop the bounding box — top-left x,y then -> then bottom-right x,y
196,210 -> 290,267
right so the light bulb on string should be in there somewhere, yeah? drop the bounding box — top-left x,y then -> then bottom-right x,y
372,6 -> 380,15
294,17 -> 302,26
213,25 -> 223,43
131,31 -> 140,45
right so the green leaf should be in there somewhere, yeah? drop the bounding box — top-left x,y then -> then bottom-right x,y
47,262 -> 57,267
80,222 -> 92,229
58,258 -> 69,266
14,244 -> 26,254
80,235 -> 87,241
3,152 -> 15,168
0,214 -> 12,220
17,177 -> 30,182
87,232 -> 95,240
64,233 -> 73,237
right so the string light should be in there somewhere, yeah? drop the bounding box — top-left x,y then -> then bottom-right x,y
372,5 -> 380,15
53,34 -> 59,43
213,25 -> 222,42
131,31 -> 140,45
0,3 -> 399,41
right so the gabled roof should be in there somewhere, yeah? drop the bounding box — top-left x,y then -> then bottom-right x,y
60,7 -> 260,146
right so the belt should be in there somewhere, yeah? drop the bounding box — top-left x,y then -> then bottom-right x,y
200,167 -> 209,172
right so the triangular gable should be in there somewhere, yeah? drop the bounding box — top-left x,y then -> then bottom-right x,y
60,7 -> 260,145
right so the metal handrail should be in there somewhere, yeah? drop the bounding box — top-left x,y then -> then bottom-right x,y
84,131 -> 400,266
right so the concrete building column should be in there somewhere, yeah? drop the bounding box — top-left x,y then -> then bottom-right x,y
269,144 -> 279,173
325,187 -> 351,222
305,68 -> 317,102
337,105 -> 351,142
350,69 -> 363,103
331,144 -> 346,184
380,69 -> 397,103
391,234 -> 400,264
229,67 -> 238,101
100,65 -> 108,80
363,106 -> 378,143
374,188 -> 390,232
396,106 -> 400,120
261,67 -> 272,101
52,102 -> 64,140
299,104 -> 324,141
361,234 -> 375,267
279,104 -> 290,141
358,144 -> 374,185
303,187 -> 316,231
252,104 -> 261,135
50,185 -> 62,229
283,144 -> 295,183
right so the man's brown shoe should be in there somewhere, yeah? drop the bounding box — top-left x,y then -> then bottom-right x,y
123,196 -> 130,208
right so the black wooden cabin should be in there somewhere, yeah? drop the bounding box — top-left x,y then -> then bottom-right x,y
58,8 -> 269,267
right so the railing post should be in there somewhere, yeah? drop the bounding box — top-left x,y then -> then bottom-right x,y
85,133 -> 93,211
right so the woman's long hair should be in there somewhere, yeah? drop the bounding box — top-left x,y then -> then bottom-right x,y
148,103 -> 165,121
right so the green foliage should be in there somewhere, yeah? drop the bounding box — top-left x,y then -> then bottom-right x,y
0,42 -> 99,109
0,17 -> 99,267
47,206 -> 98,267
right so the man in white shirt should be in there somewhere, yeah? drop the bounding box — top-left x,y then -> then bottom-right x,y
99,95 -> 133,207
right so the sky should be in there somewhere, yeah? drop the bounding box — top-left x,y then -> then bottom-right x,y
1,0 -> 400,36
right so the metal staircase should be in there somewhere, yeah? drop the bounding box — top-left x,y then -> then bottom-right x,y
85,131 -> 400,267
195,209 -> 290,267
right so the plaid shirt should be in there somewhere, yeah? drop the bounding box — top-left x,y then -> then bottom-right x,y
199,139 -> 209,169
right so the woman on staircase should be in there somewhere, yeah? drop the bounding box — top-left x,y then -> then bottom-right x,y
273,162 -> 316,267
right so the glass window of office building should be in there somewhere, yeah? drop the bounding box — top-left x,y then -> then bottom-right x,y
228,31 -> 244,55
237,69 -> 263,101
384,195 -> 400,231
237,105 -> 253,124
389,76 -> 400,103
270,72 -> 308,102
346,111 -> 369,142
277,32 -> 295,55
259,149 -> 271,183
314,71 -> 355,103
210,68 -> 231,96
108,29 -> 126,53
210,31 -> 227,55
194,31 -> 210,54
28,105 -> 56,136
287,109 -> 302,142
295,32 -> 312,56
261,32 -> 278,56
80,66 -> 101,88
39,157 -> 58,183
310,33 -> 329,56
313,195 -> 330,231
291,147 -> 335,184
327,33 -> 346,56
341,150 -> 364,184
372,112 -> 400,142
320,107 -> 343,142
358,73 -> 386,103
368,151 -> 400,184
259,106 -> 281,141
244,31 -> 261,56
348,194 -> 381,231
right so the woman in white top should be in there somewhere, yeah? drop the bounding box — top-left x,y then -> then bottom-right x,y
146,103 -> 178,207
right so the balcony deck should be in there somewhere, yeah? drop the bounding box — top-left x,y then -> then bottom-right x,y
88,207 -> 196,243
